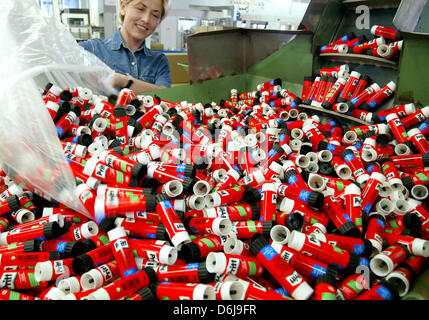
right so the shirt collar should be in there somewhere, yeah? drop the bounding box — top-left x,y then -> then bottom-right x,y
110,29 -> 152,56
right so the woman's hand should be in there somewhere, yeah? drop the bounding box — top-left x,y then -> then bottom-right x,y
111,72 -> 129,88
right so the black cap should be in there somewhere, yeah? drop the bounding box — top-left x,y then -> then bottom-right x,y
346,100 -> 355,111
23,240 -> 43,252
72,105 -> 82,118
60,90 -> 73,101
361,131 -> 377,140
300,143 -> 313,155
194,156 -> 210,171
156,223 -> 169,241
129,98 -> 142,109
198,262 -> 216,283
423,153 -> 429,167
308,191 -> 324,209
375,134 -> 390,147
142,267 -> 158,285
6,195 -> 21,212
155,193 -> 169,205
321,101 -> 333,110
402,213 -> 423,231
401,176 -> 414,191
318,140 -> 328,151
315,273 -> 337,287
403,140 -> 414,151
43,221 -> 63,239
192,109 -> 201,122
318,162 -> 333,176
286,212 -> 305,231
249,203 -> 261,220
131,163 -> 146,179
128,177 -> 140,188
49,252 -> 62,260
180,242 -> 201,262
271,143 -> 285,155
182,177 -> 194,194
301,169 -> 310,183
81,238 -> 97,252
112,146 -> 123,156
242,186 -> 262,203
362,239 -> 374,258
108,94 -> 118,105
304,76 -> 314,82
166,107 -> 178,118
284,169 -> 299,185
184,165 -> 196,178
72,254 -> 94,275
273,78 -> 282,86
77,134 -> 93,147
59,101 -> 72,114
145,194 -> 158,212
134,287 -> 156,300
262,220 -> 275,236
250,233 -> 270,256
340,148 -> 354,159
98,217 -> 117,232
379,280 -> 400,300
345,253 -> 361,274
113,105 -> 127,118
63,241 -> 87,258
339,221 -> 361,238
326,265 -> 340,280
171,115 -> 184,128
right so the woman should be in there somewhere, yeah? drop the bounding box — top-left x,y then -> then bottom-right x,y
79,0 -> 172,92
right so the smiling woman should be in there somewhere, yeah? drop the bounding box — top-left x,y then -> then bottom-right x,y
79,0 -> 172,93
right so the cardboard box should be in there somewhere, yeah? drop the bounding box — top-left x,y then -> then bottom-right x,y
151,43 -> 164,50
165,52 -> 189,84
207,26 -> 235,32
195,26 -> 208,33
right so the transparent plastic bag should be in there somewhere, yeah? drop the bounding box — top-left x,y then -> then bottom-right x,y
0,0 -> 116,216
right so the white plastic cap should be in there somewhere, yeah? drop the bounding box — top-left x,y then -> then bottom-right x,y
270,225 -> 291,245
88,288 -> 110,300
159,245 -> 178,265
44,287 -> 67,300
385,112 -> 399,123
35,261 -> 53,282
81,221 -> 99,238
206,252 -> 227,273
287,230 -> 306,252
370,252 -> 395,277
193,284 -> 215,300
205,193 -> 221,208
344,183 -> 361,195
163,180 -> 183,198
58,276 -> 81,293
411,238 -> 429,257
170,231 -> 191,250
371,25 -> 379,35
14,208 -> 35,224
212,218 -> 232,236
292,279 -> 314,300
108,226 -> 127,241
81,269 -> 104,291
308,173 -> 326,192
385,270 -> 409,297
219,281 -> 245,300
350,71 -> 361,79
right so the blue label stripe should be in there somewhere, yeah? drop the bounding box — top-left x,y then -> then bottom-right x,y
376,286 -> 393,300
299,190 -> 311,202
56,242 -> 68,254
260,245 -> 277,261
310,264 -> 327,278
123,268 -> 137,277
186,263 -> 199,270
343,153 -> 355,163
353,244 -> 365,255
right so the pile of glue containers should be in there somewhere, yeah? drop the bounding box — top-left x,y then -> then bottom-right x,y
1,63 -> 429,301
320,25 -> 403,62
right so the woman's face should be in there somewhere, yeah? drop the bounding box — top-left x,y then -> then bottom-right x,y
120,0 -> 162,43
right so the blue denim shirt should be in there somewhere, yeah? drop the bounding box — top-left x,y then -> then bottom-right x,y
79,29 -> 172,87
